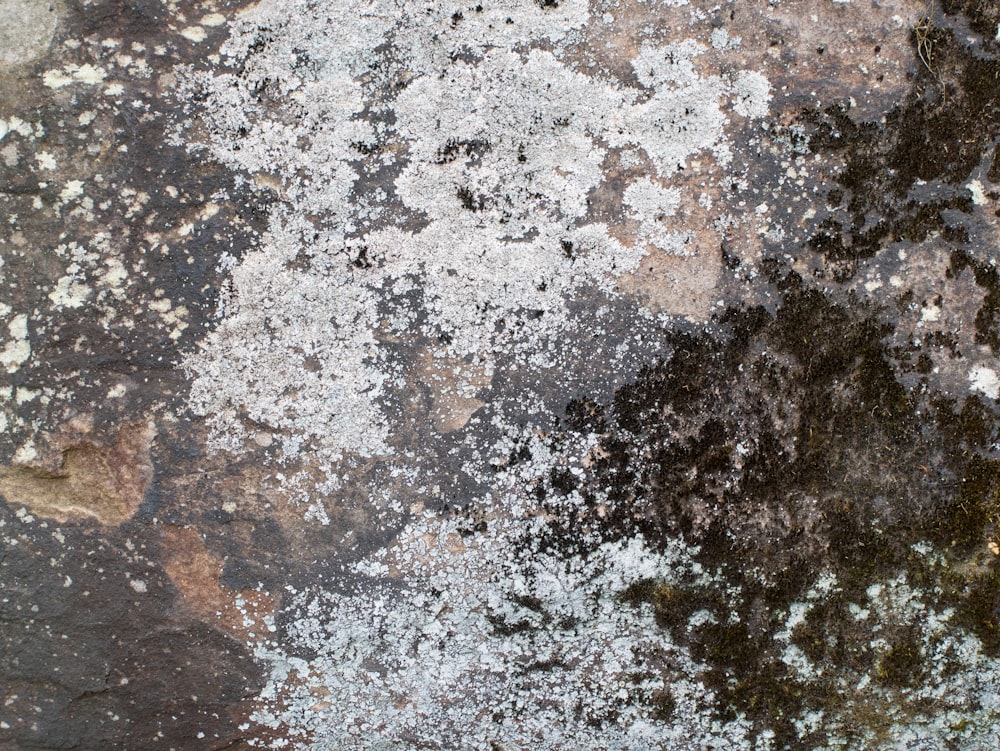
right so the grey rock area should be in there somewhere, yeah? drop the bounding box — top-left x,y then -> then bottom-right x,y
1,0 -> 1000,749
0,0 -> 58,66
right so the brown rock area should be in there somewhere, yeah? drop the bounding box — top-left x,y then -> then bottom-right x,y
0,420 -> 154,524
0,510 -> 266,750
161,524 -> 277,642
416,349 -> 493,433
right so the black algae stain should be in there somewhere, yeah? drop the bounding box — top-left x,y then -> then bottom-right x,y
548,265 -> 1000,745
607,9 -> 1000,721
800,2 -> 1000,275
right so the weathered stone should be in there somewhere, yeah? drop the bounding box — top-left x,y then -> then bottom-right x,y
0,0 -> 58,67
0,420 -> 154,524
3,0 -> 1000,748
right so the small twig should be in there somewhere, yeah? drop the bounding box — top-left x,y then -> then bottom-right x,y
915,16 -> 936,75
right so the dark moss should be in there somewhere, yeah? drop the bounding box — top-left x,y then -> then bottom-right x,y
939,0 -> 1000,41
791,607 -> 831,665
648,689 -> 676,721
522,9 -> 1000,722
619,578 -> 709,628
875,629 -> 925,687
690,620 -> 815,748
549,467 -> 578,494
564,396 -> 606,433
528,251 -> 1000,740
956,562 -> 1000,655
949,249 -> 1000,354
799,6 -> 1000,270
930,456 -> 1000,551
511,593 -> 547,614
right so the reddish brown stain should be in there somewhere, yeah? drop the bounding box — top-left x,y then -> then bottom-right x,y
161,524 -> 277,642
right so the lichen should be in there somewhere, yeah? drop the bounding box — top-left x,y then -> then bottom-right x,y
173,0 -> 773,464
147,0 -> 1000,748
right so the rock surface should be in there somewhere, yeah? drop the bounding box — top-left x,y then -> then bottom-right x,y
2,0 -> 1000,749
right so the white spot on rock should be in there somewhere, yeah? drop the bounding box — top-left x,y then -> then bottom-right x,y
59,179 -> 84,202
968,179 -> 988,206
969,365 -> 1000,400
0,313 -> 30,373
181,26 -> 207,43
731,70 -> 772,119
43,64 -> 107,88
920,304 -> 941,323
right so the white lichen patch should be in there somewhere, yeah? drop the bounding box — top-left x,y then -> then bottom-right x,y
622,177 -> 686,253
35,151 -> 56,170
162,1 -> 789,743
180,26 -> 207,43
969,364 -> 1000,400
246,422 -> 1000,750
729,70 -> 772,119
968,178 -> 989,206
58,179 -> 84,203
250,470 -> 751,750
45,238 -> 130,312
42,63 -> 106,88
163,0 -> 1000,747
177,0 -> 772,464
0,313 -> 31,373
48,270 -> 91,309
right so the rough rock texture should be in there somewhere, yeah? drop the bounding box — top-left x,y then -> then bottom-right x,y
2,0 -> 1000,749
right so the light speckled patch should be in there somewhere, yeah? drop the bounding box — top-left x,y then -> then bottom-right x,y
0,0 -> 59,66
176,0 -> 772,465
